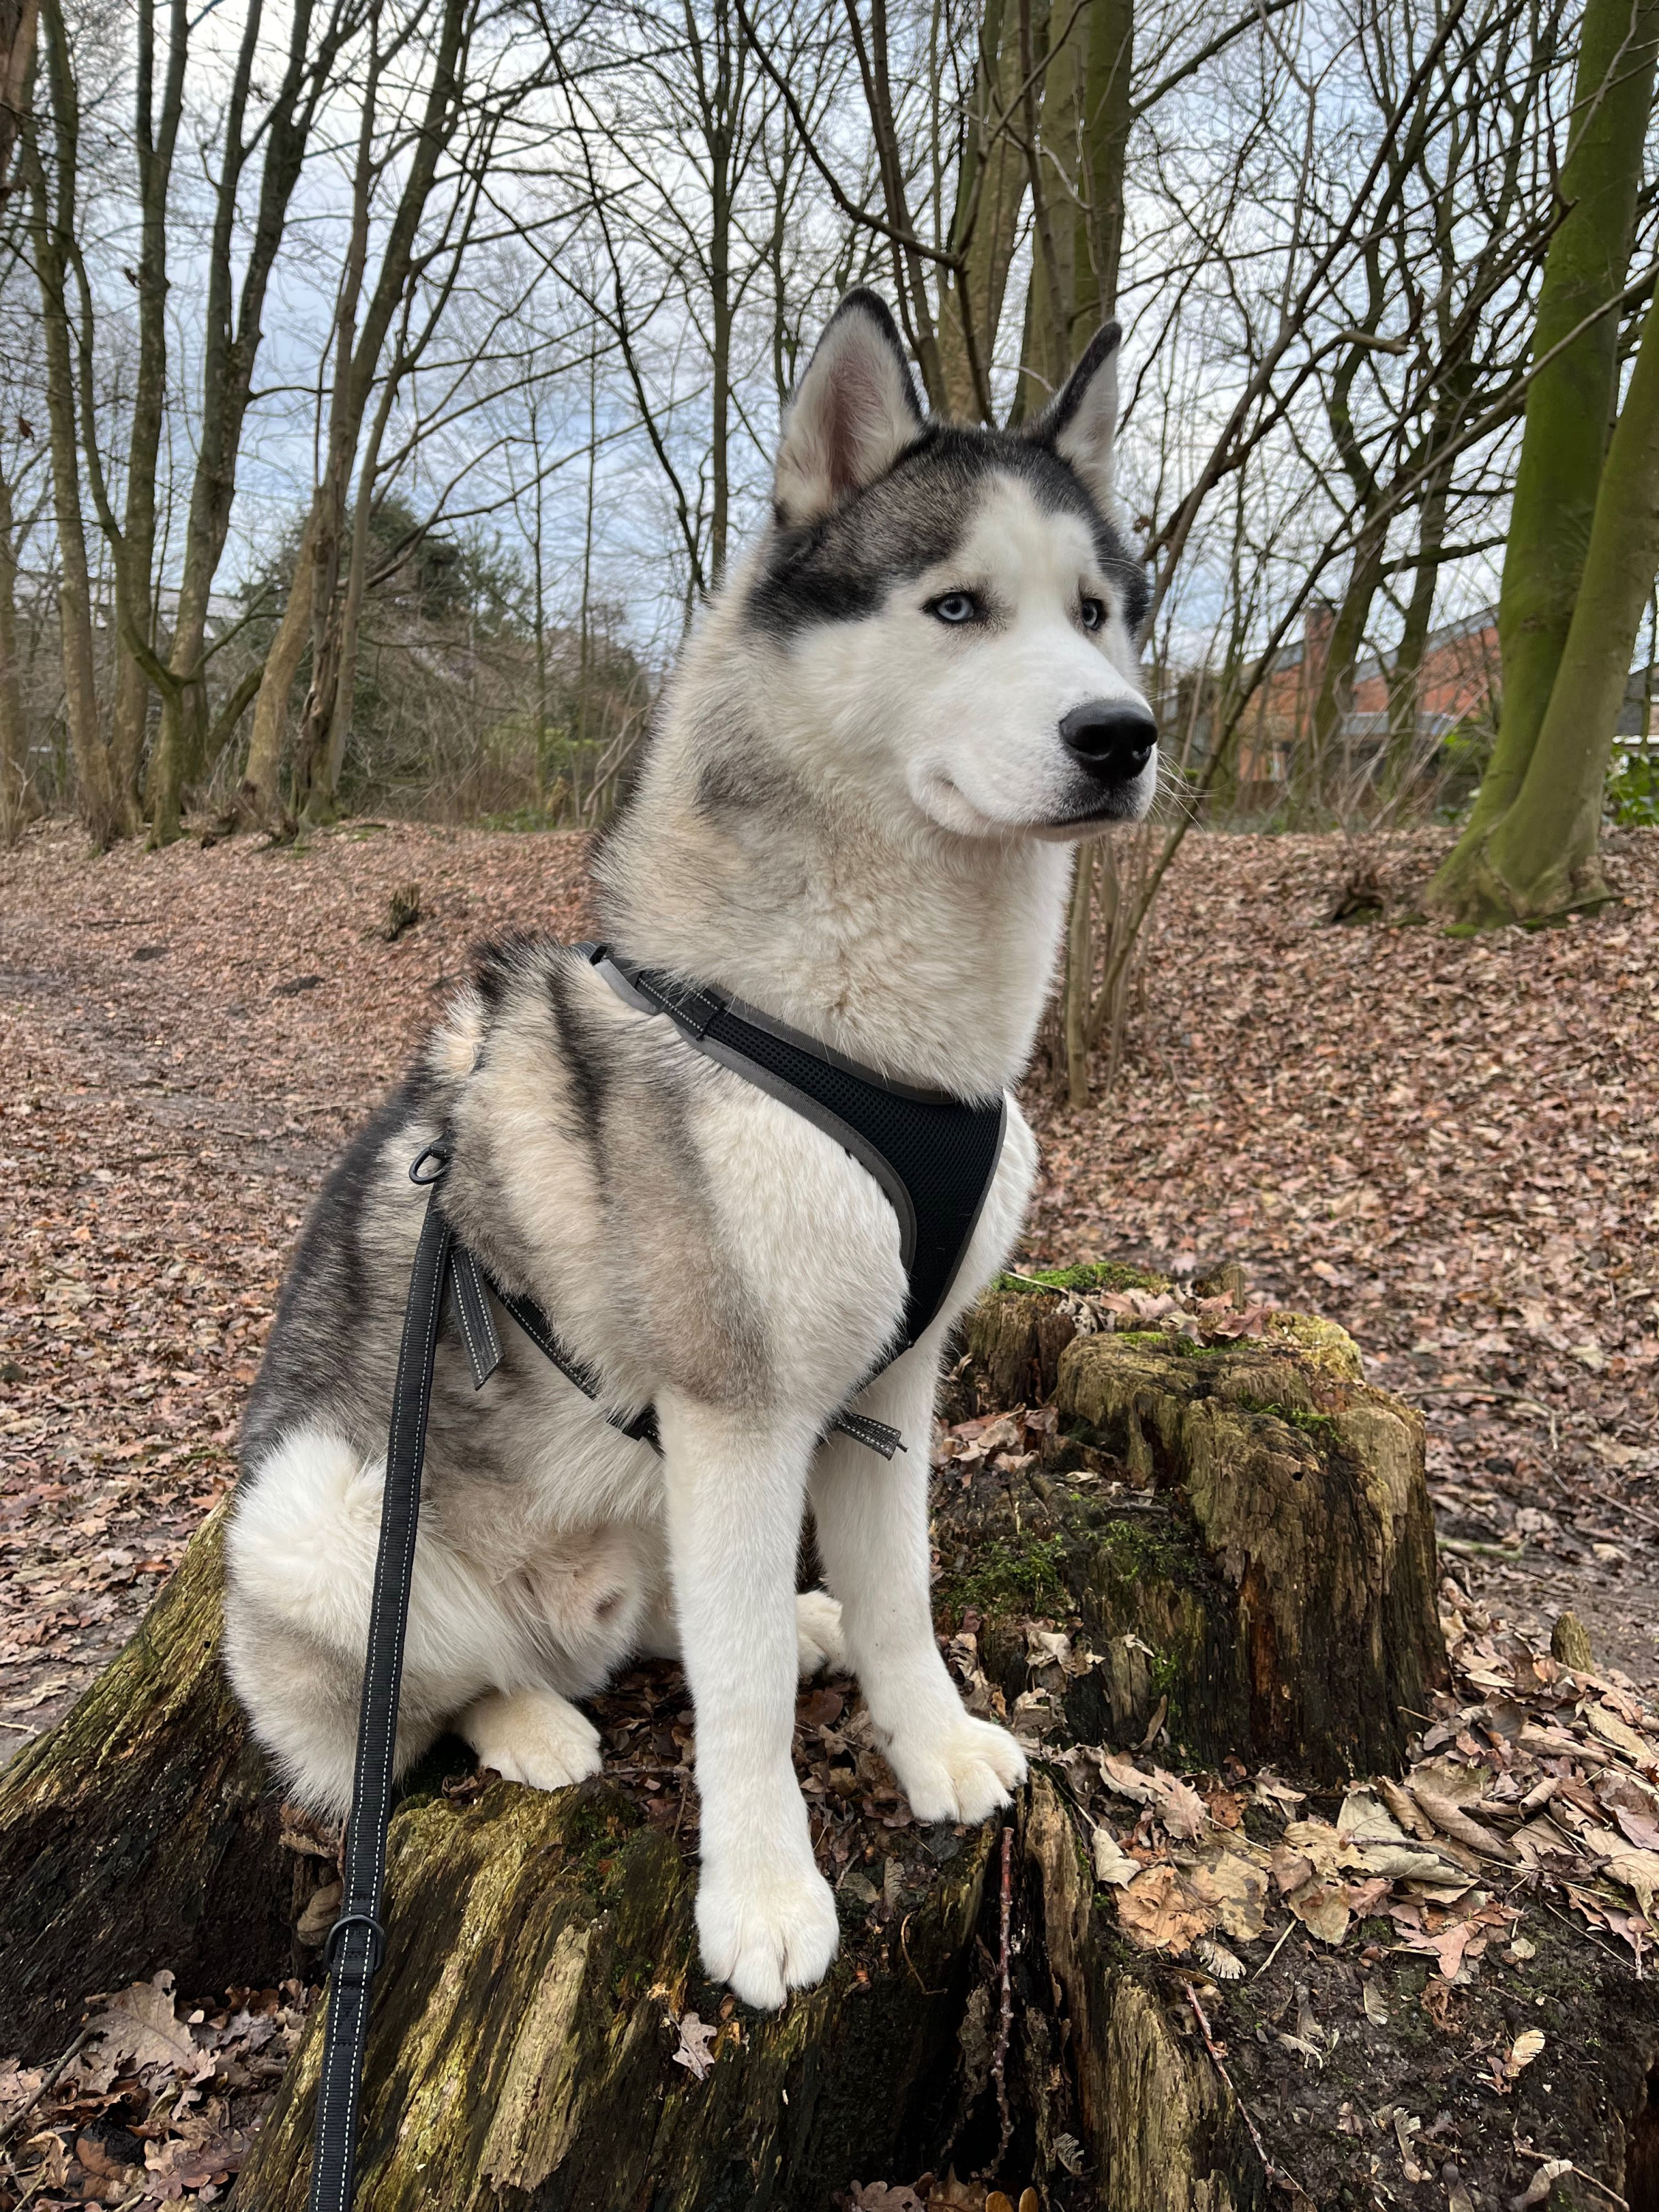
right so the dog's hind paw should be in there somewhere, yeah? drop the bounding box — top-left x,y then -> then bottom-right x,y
887,1714 -> 1027,1826
795,1588 -> 846,1677
461,1687 -> 603,1792
697,1854 -> 840,2010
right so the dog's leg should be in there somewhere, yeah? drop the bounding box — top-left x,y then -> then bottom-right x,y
810,1354 -> 1027,1823
636,1583 -> 847,1679
657,1393 -> 838,2009
460,1686 -> 603,1791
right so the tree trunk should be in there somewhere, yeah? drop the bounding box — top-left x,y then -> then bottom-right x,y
936,0 -> 1027,423
1303,515 -> 1385,815
239,501 -> 318,827
22,3 -> 125,847
1428,0 -> 1659,919
1071,0 -> 1134,334
1478,279 -> 1659,916
0,462 -> 38,840
0,1505 -> 295,2058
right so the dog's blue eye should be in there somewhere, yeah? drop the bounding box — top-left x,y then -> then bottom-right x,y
1080,597 -> 1105,631
931,592 -> 979,625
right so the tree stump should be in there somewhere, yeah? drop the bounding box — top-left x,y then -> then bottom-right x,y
0,1284 -> 1458,2209
0,1505 -> 295,2056
237,1781 -> 994,2212
947,1277 -> 1445,1781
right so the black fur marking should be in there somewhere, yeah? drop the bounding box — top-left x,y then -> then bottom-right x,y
546,955 -> 610,1162
746,422 -> 1145,641
240,1062 -> 442,1467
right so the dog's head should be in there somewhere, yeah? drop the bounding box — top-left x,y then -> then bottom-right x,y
748,290 -> 1155,839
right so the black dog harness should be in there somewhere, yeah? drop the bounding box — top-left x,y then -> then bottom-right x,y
307,948 -> 1007,2212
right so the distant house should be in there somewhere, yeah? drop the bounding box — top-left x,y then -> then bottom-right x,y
1618,664 -> 1658,740
1234,602 -> 1500,789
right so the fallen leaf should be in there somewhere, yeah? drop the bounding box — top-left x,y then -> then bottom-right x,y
1091,1826 -> 1140,1887
1115,1863 -> 1214,1954
1506,2028 -> 1545,2073
1287,1882 -> 1351,1945
669,2012 -> 718,2081
1150,1769 -> 1207,1841
1186,1851 -> 1267,1940
1587,1705 -> 1655,1767
79,1972 -> 211,2092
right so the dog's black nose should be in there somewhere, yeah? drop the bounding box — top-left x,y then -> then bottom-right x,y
1058,700 -> 1157,782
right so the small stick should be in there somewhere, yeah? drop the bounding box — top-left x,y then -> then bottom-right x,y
1184,1981 -> 1303,2198
1513,2145 -> 1628,2210
0,2030 -> 89,2154
992,1826 -> 1014,2171
1253,1916 -> 1297,1980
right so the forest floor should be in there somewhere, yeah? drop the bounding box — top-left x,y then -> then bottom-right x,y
2,815 -> 1655,1756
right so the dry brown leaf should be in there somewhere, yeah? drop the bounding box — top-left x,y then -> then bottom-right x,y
1186,1851 -> 1267,1940
1115,1863 -> 1215,1954
1287,1882 -> 1351,1945
1587,1704 -> 1656,1767
1150,1768 -> 1208,1840
79,1971 -> 211,2091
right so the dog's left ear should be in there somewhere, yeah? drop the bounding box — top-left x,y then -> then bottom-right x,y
774,290 -> 925,527
1025,321 -> 1121,509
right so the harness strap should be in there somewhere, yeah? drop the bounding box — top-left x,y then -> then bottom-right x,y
309,1176 -> 452,2212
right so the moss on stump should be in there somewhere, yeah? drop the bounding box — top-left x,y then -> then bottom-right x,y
942,1290 -> 1445,1781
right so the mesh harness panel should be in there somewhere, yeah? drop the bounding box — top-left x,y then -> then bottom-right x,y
589,945 -> 1008,1360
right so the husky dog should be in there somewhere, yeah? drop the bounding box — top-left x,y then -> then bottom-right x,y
224,291 -> 1155,2009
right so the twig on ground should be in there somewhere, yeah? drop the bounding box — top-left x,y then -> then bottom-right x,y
0,2030 -> 89,2153
1253,1917 -> 1298,1980
1512,2144 -> 1628,2209
1184,1981 -> 1305,2199
992,1825 -> 1014,2171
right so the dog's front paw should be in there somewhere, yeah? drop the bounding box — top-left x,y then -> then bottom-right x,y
461,1687 -> 603,1792
697,1855 -> 840,2010
795,1588 -> 846,1677
887,1714 -> 1027,1825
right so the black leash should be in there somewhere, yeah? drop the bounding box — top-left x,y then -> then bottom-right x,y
307,1150 -> 452,2212
307,1138 -> 903,2208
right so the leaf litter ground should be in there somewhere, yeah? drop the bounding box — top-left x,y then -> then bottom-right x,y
1,818 -> 1657,2208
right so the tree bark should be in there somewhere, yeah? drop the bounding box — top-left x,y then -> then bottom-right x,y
0,462 -> 38,840
0,1506 -> 294,2058
936,0 -> 1027,422
1478,279 -> 1659,916
149,0 -> 339,843
1428,0 -> 1659,919
953,1279 -> 1444,1780
22,0 -> 125,846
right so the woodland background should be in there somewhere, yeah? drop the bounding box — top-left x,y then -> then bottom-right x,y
6,0 -> 1659,2203
0,0 -> 1654,972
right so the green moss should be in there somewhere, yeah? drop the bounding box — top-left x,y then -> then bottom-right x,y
953,1533 -> 1068,1618
995,1259 -> 1170,1296
1237,1397 -> 1341,1441
1091,1517 -> 1191,1583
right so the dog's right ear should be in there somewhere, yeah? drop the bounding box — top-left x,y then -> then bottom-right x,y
773,291 -> 925,527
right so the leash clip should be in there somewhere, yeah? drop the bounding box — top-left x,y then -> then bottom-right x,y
324,1911 -> 387,1976
408,1141 -> 451,1186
